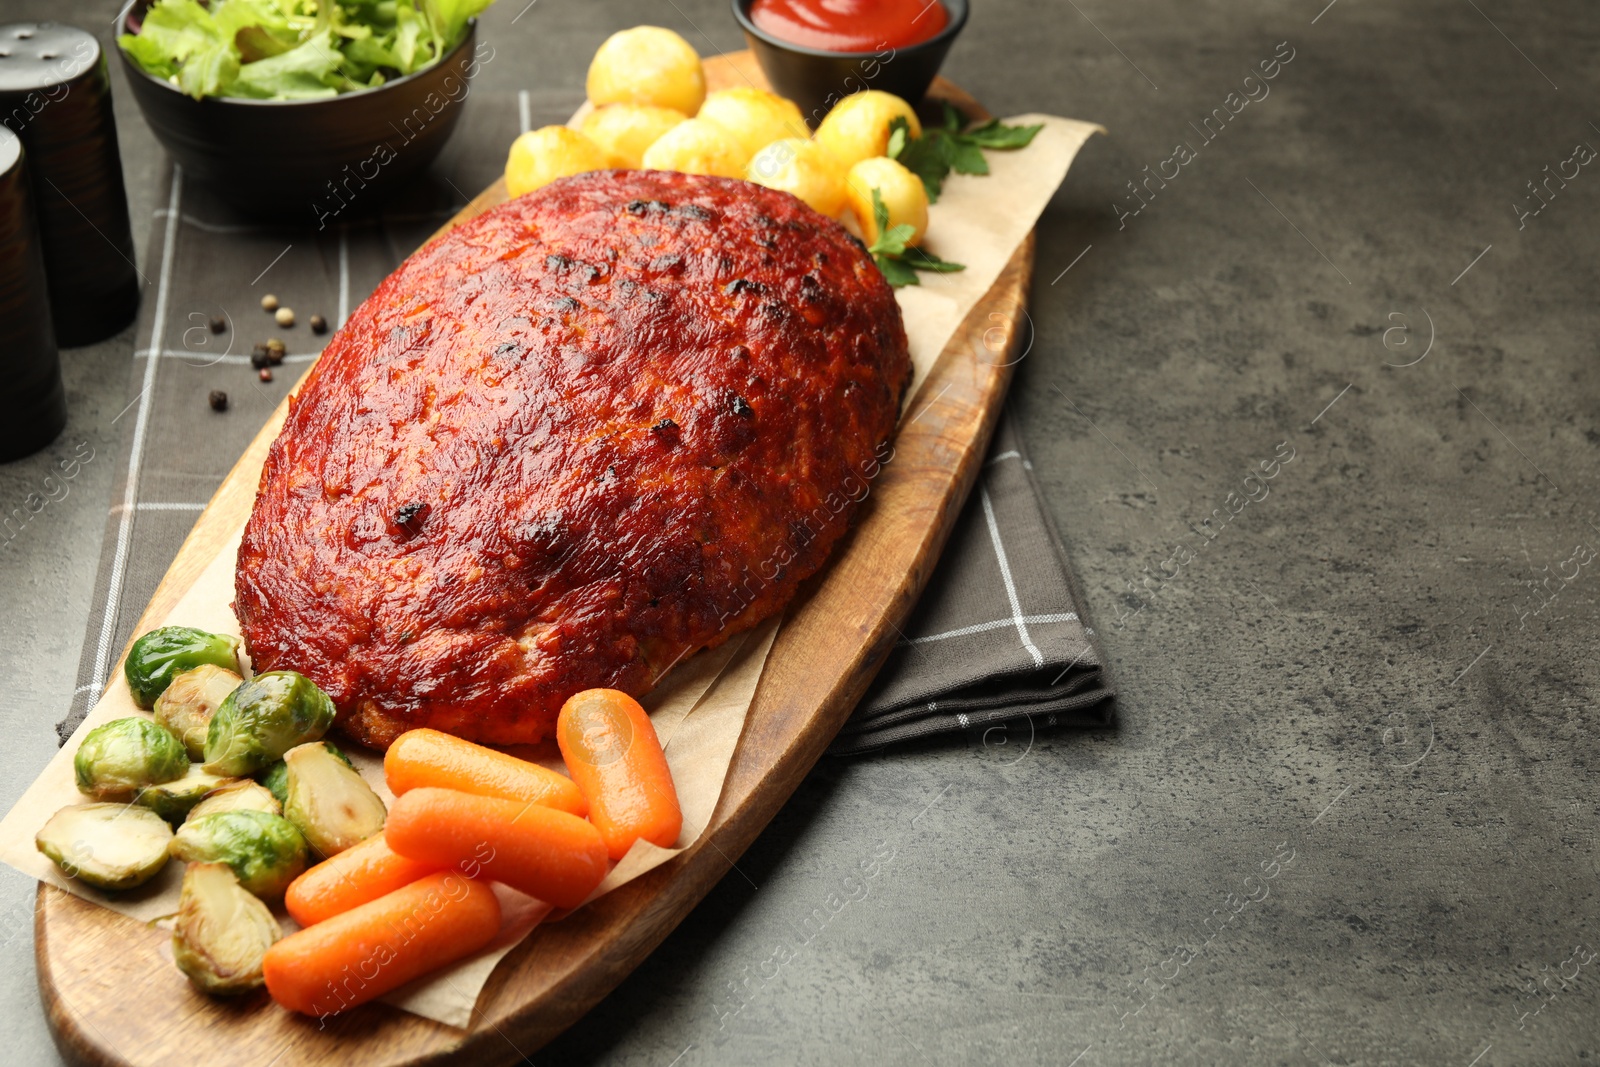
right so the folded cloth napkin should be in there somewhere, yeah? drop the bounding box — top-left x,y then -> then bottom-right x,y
54,90 -> 1113,750
831,412 -> 1114,754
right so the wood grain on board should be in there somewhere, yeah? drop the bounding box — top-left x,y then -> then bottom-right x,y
38,51 -> 1031,1066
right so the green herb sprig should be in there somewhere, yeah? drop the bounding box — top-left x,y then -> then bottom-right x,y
867,190 -> 965,288
888,104 -> 1045,202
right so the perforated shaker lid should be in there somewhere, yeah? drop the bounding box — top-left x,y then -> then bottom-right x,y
0,22 -> 100,93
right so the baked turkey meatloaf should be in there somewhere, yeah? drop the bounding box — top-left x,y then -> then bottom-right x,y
235,169 -> 911,748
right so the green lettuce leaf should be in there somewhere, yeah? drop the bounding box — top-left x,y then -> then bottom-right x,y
226,29 -> 341,99
212,0 -> 295,42
391,1 -> 431,73
432,0 -> 495,50
177,40 -> 241,98
132,0 -> 224,64
117,0 -> 491,100
340,34 -> 401,81
234,26 -> 292,62
123,0 -> 242,99
117,32 -> 178,78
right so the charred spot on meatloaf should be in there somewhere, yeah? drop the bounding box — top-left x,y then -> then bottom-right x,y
235,170 -> 911,748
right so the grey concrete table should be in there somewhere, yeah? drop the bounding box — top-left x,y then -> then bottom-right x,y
3,1 -> 1596,1063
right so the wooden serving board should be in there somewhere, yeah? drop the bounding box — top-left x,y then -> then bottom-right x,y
37,51 -> 1031,1066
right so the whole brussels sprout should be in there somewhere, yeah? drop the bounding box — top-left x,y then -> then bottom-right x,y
172,862 -> 281,995
282,742 -> 386,857
187,779 -> 281,821
260,741 -> 354,808
202,671 -> 337,778
36,802 -> 173,891
170,810 -> 308,899
155,664 -> 241,759
124,626 -> 241,709
74,717 -> 188,801
137,765 -> 237,823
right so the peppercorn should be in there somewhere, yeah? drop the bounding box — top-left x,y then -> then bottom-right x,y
208,390 -> 228,412
259,368 -> 274,383
275,307 -> 295,327
265,338 -> 286,365
309,314 -> 327,334
208,315 -> 226,334
261,294 -> 279,311
250,344 -> 271,369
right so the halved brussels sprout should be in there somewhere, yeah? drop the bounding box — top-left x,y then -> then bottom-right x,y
154,664 -> 241,759
136,765 -> 237,823
172,862 -> 282,995
187,779 -> 281,821
36,803 -> 173,891
282,742 -> 386,857
124,626 -> 241,709
260,740 -> 354,808
170,810 -> 308,899
202,671 -> 337,777
74,717 -> 188,801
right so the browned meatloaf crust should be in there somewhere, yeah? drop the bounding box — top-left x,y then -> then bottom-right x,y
235,169 -> 911,748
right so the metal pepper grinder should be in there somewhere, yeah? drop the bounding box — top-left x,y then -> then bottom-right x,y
0,22 -> 139,346
0,124 -> 67,461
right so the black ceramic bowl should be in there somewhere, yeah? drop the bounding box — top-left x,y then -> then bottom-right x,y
116,0 -> 482,222
732,0 -> 967,129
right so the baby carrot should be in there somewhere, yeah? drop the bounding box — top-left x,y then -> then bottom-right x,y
385,787 -> 608,909
262,871 -> 500,1017
284,833 -> 441,928
384,727 -> 587,816
556,689 -> 682,861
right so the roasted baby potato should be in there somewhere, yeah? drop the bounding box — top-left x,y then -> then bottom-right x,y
75,717 -> 188,801
579,104 -> 688,169
282,741 -> 386,857
123,626 -> 241,709
586,26 -> 705,115
696,87 -> 806,159
155,663 -> 241,759
172,862 -> 281,995
846,156 -> 930,246
506,126 -> 613,198
36,802 -> 173,891
746,138 -> 848,218
171,810 -> 309,899
814,90 -> 922,170
640,117 -> 749,178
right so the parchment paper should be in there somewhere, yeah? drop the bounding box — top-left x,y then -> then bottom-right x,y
898,116 -> 1104,396
0,114 -> 1099,1029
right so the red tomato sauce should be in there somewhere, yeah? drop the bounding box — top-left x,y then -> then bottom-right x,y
750,0 -> 948,53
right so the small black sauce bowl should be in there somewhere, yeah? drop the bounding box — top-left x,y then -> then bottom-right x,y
731,0 -> 968,129
116,0 -> 484,224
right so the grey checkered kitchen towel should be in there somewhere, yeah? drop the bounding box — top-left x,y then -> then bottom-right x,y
55,88 -> 1112,753
832,414 -> 1113,753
